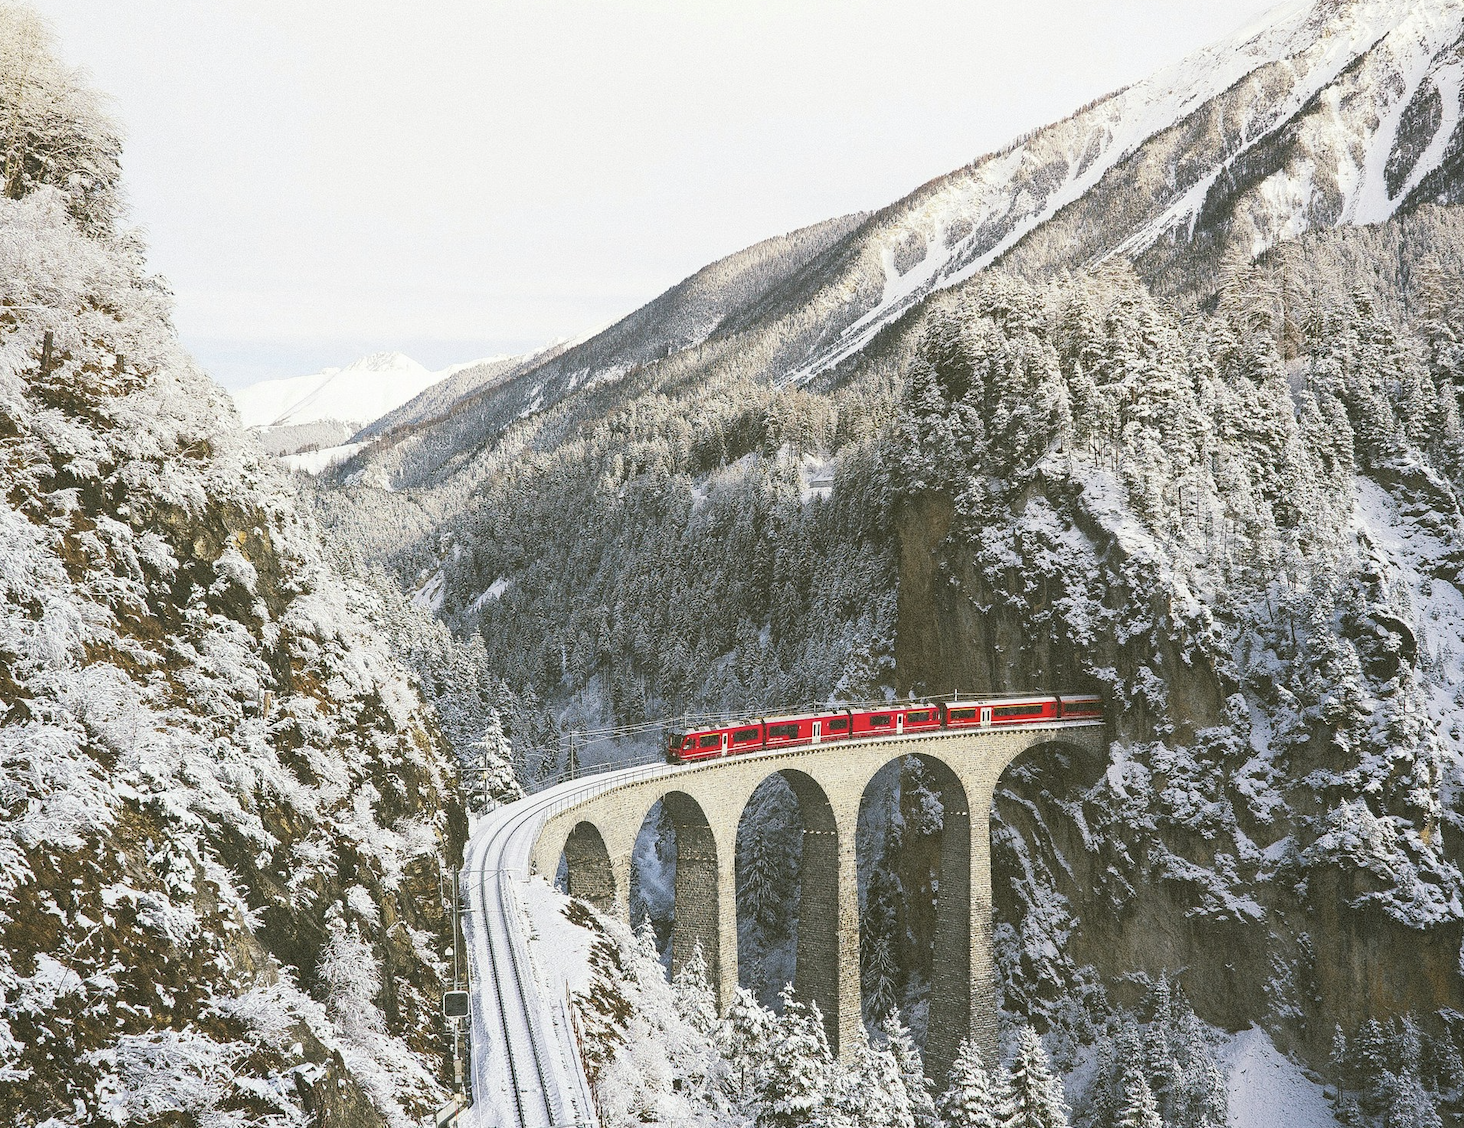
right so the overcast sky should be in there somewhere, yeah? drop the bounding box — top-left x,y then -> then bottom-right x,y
36,0 -> 1279,389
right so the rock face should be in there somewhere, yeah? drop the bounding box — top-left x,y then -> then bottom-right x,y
886,233 -> 1464,1065
0,189 -> 464,1127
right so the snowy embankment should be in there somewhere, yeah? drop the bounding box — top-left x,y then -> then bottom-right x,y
1221,1028 -> 1338,1128
461,767 -> 665,1128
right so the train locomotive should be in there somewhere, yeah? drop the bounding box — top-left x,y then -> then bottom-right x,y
665,694 -> 1102,764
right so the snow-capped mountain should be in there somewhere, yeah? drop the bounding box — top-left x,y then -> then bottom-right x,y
232,350 -> 438,429
229,350 -> 490,462
326,0 -> 1464,492
782,0 -> 1464,382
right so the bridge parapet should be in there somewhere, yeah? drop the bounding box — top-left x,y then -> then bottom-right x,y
529,722 -> 1106,1080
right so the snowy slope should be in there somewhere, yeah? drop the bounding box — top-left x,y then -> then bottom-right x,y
790,0 -> 1464,382
229,349 -> 497,437
1221,1028 -> 1340,1128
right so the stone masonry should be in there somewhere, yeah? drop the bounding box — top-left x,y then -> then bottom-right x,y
528,724 -> 1106,1081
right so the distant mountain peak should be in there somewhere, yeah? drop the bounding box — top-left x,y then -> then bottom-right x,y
230,350 -> 444,442
341,350 -> 428,375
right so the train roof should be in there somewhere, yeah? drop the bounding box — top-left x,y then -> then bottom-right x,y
943,695 -> 1059,707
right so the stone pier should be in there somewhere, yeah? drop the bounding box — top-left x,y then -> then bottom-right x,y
528,724 -> 1105,1081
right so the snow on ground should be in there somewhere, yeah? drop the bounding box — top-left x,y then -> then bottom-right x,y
411,568 -> 447,612
1220,1027 -> 1339,1128
279,442 -> 365,474
470,577 -> 513,612
521,879 -> 595,999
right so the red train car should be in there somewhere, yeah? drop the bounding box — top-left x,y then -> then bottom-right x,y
1057,694 -> 1103,719
847,704 -> 942,739
665,694 -> 1101,764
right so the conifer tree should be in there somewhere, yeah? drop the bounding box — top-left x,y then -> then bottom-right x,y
1183,1054 -> 1230,1128
723,987 -> 777,1103
1114,1068 -> 1163,1128
756,988 -> 835,1128
884,1009 -> 939,1128
937,1039 -> 1003,1128
672,942 -> 719,1036
1006,1026 -> 1069,1128
830,1033 -> 917,1128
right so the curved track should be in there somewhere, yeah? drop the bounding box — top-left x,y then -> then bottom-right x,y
463,763 -> 670,1128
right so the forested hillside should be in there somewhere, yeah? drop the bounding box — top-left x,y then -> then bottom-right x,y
0,9 -> 506,1125
295,2 -> 1464,1125
315,178 -> 1464,1128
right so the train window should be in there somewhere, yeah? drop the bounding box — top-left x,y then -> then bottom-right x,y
733,728 -> 761,743
826,717 -> 849,731
869,714 -> 892,727
948,708 -> 976,721
768,723 -> 799,739
699,734 -> 721,748
906,710 -> 931,723
993,703 -> 1045,718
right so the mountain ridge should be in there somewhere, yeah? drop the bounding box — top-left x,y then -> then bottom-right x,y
322,0 -> 1464,485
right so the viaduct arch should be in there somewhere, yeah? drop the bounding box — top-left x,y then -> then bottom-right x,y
529,723 -> 1105,1081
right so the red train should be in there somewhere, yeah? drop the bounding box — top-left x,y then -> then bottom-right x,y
665,694 -> 1102,764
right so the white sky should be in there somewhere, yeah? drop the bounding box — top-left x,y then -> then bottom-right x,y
35,0 -> 1280,389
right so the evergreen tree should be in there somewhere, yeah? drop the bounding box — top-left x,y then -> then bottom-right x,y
884,1009 -> 939,1128
1142,1021 -> 1181,1120
1114,1068 -> 1163,1128
672,942 -> 719,1036
1006,1026 -> 1069,1128
724,987 -> 778,1103
937,1038 -> 1003,1128
1182,1054 -> 1230,1128
830,1033 -> 917,1128
864,930 -> 900,1025
1379,1070 -> 1443,1128
756,988 -> 835,1128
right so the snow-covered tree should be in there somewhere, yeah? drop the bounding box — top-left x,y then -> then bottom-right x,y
0,3 -> 122,233
937,1038 -> 1003,1128
757,989 -> 835,1128
672,942 -> 720,1036
1005,1026 -> 1069,1128
883,1009 -> 938,1128
1114,1067 -> 1163,1128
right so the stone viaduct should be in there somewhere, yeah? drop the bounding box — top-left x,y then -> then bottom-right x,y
528,722 -> 1106,1082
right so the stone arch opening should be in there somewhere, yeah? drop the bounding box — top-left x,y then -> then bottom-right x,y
735,768 -> 841,1043
629,790 -> 721,988
856,752 -> 971,1078
560,820 -> 615,914
734,773 -> 802,1007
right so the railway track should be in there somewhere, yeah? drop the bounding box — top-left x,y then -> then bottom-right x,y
463,768 -> 655,1128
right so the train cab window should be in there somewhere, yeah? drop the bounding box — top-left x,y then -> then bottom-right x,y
948,708 -> 976,721
906,710 -> 931,723
993,703 -> 1045,718
869,714 -> 892,728
767,723 -> 799,740
698,734 -> 722,749
826,717 -> 850,732
733,728 -> 761,744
